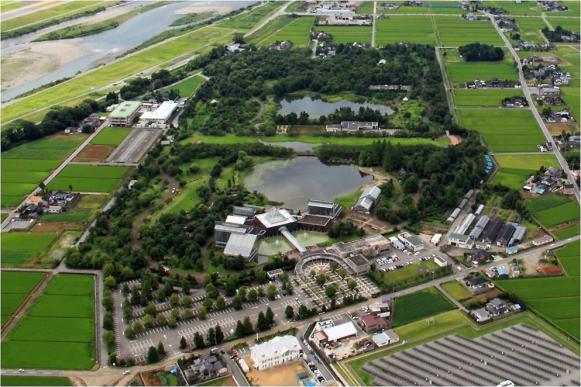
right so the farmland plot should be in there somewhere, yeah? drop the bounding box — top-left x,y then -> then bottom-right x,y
48,164 -> 129,193
1,271 -> 45,324
392,287 -> 455,327
434,16 -> 503,46
1,233 -> 57,268
453,88 -> 524,107
314,26 -> 372,44
250,16 -> 314,47
375,16 -> 435,45
492,154 -> 559,189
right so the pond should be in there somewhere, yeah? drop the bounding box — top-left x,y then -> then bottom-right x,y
277,96 -> 393,118
244,156 -> 372,210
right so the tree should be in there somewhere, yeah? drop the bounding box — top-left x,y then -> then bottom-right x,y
215,324 -> 224,344
103,313 -> 113,330
183,309 -> 194,320
239,286 -> 247,301
179,336 -> 187,350
216,296 -> 226,310
170,293 -> 179,306
248,288 -> 258,302
207,327 -> 217,346
330,262 -> 339,272
198,305 -> 207,320
232,295 -> 243,310
298,304 -> 309,319
243,316 -> 253,334
132,321 -> 144,335
337,268 -> 347,279
235,320 -> 245,337
348,279 -> 357,292
157,341 -> 166,356
266,284 -> 277,300
257,311 -> 268,332
265,307 -> 274,326
104,275 -> 116,289
325,284 -> 337,300
285,305 -> 294,320
206,283 -> 219,299
147,346 -> 159,363
183,296 -> 193,307
316,273 -> 327,287
194,332 -> 205,349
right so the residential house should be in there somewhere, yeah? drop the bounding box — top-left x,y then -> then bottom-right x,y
250,336 -> 302,371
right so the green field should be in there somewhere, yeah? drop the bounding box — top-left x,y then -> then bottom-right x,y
165,75 -> 206,97
446,60 -> 518,83
1,274 -> 96,370
0,376 -> 71,386
482,1 -> 543,16
91,127 -> 132,146
492,154 -> 559,189
496,241 -> 580,340
513,17 -> 549,43
392,287 -> 456,327
453,88 -> 524,107
314,25 -> 372,44
554,46 -> 580,78
546,1 -> 581,16
1,233 -> 57,268
42,194 -> 107,223
378,260 -> 439,285
2,134 -> 85,208
1,271 -> 45,325
456,109 -> 545,152
217,2 -> 282,31
48,164 -> 129,193
434,16 -> 503,46
441,280 -> 472,301
526,194 -> 580,228
561,79 -> 580,122
249,16 -> 314,47
375,16 -> 435,45
546,17 -> 581,31
554,223 -> 580,240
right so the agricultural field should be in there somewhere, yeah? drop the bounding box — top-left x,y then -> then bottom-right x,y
1,274 -> 96,370
1,271 -> 45,325
164,75 -> 205,97
496,241 -> 580,340
492,154 -> 559,189
546,17 -> 581,31
314,26 -> 372,44
42,194 -> 108,223
217,2 -> 282,31
48,164 -> 129,193
452,88 -> 524,107
0,376 -> 71,386
434,16 -> 503,46
444,49 -> 518,84
391,287 -> 456,327
545,0 -> 580,16
441,280 -> 472,301
2,134 -> 86,208
249,16 -> 314,47
554,46 -> 580,78
0,1 -> 30,13
554,223 -> 580,240
76,127 -> 133,162
561,79 -> 580,122
1,233 -> 57,268
375,16 -> 435,45
91,127 -> 132,146
513,17 -> 549,43
456,109 -> 545,152
481,1 -> 543,16
427,1 -> 464,14
526,194 -> 580,228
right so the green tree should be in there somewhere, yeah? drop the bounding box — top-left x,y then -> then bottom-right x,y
265,307 -> 274,326
194,332 -> 205,349
183,296 -> 193,307
285,305 -> 294,320
316,273 -> 327,286
330,261 -> 339,272
243,316 -> 253,334
325,284 -> 337,300
257,311 -> 268,332
216,296 -> 226,310
198,305 -> 207,320
266,284 -> 277,300
183,309 -> 194,320
248,288 -> 258,302
235,320 -> 245,337
157,341 -> 166,356
215,324 -> 224,344
207,327 -> 217,346
170,293 -> 179,306
104,275 -> 116,289
239,286 -> 248,301
180,336 -> 187,350
232,295 -> 243,310
337,268 -> 347,279
147,346 -> 159,363
348,279 -> 357,292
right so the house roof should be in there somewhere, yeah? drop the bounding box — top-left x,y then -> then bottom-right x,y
360,314 -> 387,327
110,101 -> 141,119
251,335 -> 300,360
225,215 -> 247,225
224,233 -> 257,258
323,321 -> 357,341
256,208 -> 295,228
140,101 -> 178,121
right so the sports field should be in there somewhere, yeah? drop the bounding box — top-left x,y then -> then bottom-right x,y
314,25 -> 372,44
392,287 -> 455,327
1,233 -> 57,268
249,16 -> 314,47
48,164 -> 129,193
496,241 -> 580,340
434,16 -> 503,46
456,109 -> 545,152
526,194 -> 580,228
492,154 -> 559,189
1,274 -> 96,370
165,75 -> 206,97
375,16 -> 435,45
1,271 -> 45,325
2,134 -> 86,208
453,88 -> 524,107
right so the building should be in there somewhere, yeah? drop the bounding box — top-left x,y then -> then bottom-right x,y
185,355 -> 228,383
322,321 -> 358,343
214,222 -> 248,248
255,208 -> 297,236
331,234 -> 390,258
465,276 -> 491,289
344,254 -> 370,275
398,232 -> 424,252
233,206 -> 256,219
433,255 -> 448,267
326,121 -> 379,132
224,233 -> 258,261
352,186 -> 381,213
431,233 -> 442,245
371,331 -> 399,347
388,236 -> 405,251
448,233 -> 474,249
469,215 -> 489,240
496,224 -> 516,246
137,100 -> 179,129
358,314 -> 389,333
483,218 -> 503,244
467,249 -> 492,265
307,199 -> 341,219
446,208 -> 461,223
250,336 -> 302,371
109,101 -> 142,126
455,213 -> 476,235
509,225 -> 527,246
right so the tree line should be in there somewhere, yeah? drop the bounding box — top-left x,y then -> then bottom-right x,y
458,43 -> 505,62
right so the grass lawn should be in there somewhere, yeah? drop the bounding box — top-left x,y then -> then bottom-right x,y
456,108 -> 545,152
441,280 -> 472,301
249,16 -> 314,47
434,16 -> 503,46
381,260 -> 439,283
1,233 -> 57,268
0,376 -> 71,386
375,16 -> 436,45
165,75 -> 206,97
391,287 -> 456,327
91,127 -> 132,146
1,274 -> 96,370
48,164 -> 129,193
453,88 -> 523,107
526,194 -> 580,228
314,25 -> 372,44
1,271 -> 45,325
492,154 -> 559,189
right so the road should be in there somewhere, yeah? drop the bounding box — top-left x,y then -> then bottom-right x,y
371,1 -> 377,47
489,13 -> 580,203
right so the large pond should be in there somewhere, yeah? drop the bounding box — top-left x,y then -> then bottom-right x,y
277,96 -> 393,118
244,156 -> 372,210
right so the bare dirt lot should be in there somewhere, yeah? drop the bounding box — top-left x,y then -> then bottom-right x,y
245,358 -> 308,386
74,144 -> 114,162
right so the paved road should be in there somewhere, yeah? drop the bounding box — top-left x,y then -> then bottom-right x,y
489,12 -> 580,202
371,1 -> 377,47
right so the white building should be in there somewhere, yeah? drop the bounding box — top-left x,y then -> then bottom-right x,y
322,321 -> 358,342
352,186 -> 381,213
137,101 -> 178,129
250,335 -> 302,371
398,232 -> 424,252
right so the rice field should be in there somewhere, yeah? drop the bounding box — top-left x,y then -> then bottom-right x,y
1,271 -> 45,325
375,16 -> 436,45
314,25 -> 372,44
456,108 -> 545,152
392,287 -> 456,327
90,127 -> 132,146
47,164 -> 129,193
250,16 -> 314,47
453,88 -> 524,107
1,274 -> 96,370
434,16 -> 503,46
513,17 -> 549,43
164,75 -> 206,97
1,233 -> 57,268
492,154 -> 559,189
526,194 -> 580,228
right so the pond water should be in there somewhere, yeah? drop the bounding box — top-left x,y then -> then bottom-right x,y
277,96 -> 393,118
244,156 -> 372,210
258,231 -> 330,257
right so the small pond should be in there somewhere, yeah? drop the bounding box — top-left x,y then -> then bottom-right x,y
244,156 -> 372,210
277,96 -> 393,118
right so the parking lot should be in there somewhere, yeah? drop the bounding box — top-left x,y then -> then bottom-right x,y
107,128 -> 161,163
